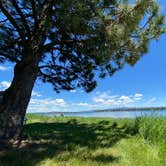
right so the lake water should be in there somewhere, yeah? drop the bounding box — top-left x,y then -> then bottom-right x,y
41,110 -> 166,118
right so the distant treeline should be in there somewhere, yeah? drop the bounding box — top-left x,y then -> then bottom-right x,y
95,107 -> 166,112
32,107 -> 166,115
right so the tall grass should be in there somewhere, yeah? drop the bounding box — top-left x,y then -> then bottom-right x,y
134,115 -> 166,144
27,113 -> 166,144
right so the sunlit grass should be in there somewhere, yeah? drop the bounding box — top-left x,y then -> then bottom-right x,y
0,114 -> 166,166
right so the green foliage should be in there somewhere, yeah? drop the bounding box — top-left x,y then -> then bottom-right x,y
0,0 -> 165,92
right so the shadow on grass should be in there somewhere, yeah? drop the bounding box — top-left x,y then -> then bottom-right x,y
0,119 -> 134,165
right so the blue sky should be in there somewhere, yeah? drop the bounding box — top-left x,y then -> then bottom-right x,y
0,0 -> 166,113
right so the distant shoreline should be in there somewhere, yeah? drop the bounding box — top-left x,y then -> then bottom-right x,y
29,107 -> 166,115
95,107 -> 166,112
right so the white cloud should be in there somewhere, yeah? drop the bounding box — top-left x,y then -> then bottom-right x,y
73,102 -> 90,106
27,90 -> 144,113
134,93 -> 143,100
147,97 -> 157,104
69,89 -> 76,93
0,65 -> 11,71
134,93 -> 143,98
0,81 -> 11,90
55,99 -> 66,106
93,93 -> 118,106
28,97 -> 67,113
93,92 -> 143,107
32,91 -> 42,97
97,92 -> 114,99
93,98 -> 117,105
28,97 -> 100,113
118,95 -> 134,105
30,98 -> 66,107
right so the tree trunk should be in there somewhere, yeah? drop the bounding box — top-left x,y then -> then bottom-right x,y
0,56 -> 39,141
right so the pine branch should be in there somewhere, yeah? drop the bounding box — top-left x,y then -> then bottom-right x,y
11,0 -> 31,36
0,50 -> 20,62
29,0 -> 38,35
0,2 -> 26,43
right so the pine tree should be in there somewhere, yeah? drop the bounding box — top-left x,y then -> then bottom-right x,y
0,0 -> 165,140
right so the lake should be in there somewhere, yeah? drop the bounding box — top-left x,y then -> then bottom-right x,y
40,110 -> 166,118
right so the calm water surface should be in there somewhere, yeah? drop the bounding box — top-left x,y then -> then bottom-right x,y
42,110 -> 166,118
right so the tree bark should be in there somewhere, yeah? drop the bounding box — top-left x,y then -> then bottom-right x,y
0,55 -> 39,140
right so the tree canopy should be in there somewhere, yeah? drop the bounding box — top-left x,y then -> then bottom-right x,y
0,0 -> 165,92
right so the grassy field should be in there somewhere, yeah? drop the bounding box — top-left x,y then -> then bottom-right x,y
1,114 -> 166,166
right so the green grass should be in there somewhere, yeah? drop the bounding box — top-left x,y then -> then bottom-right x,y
0,114 -> 166,166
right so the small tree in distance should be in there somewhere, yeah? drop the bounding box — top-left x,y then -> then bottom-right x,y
0,0 -> 165,140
